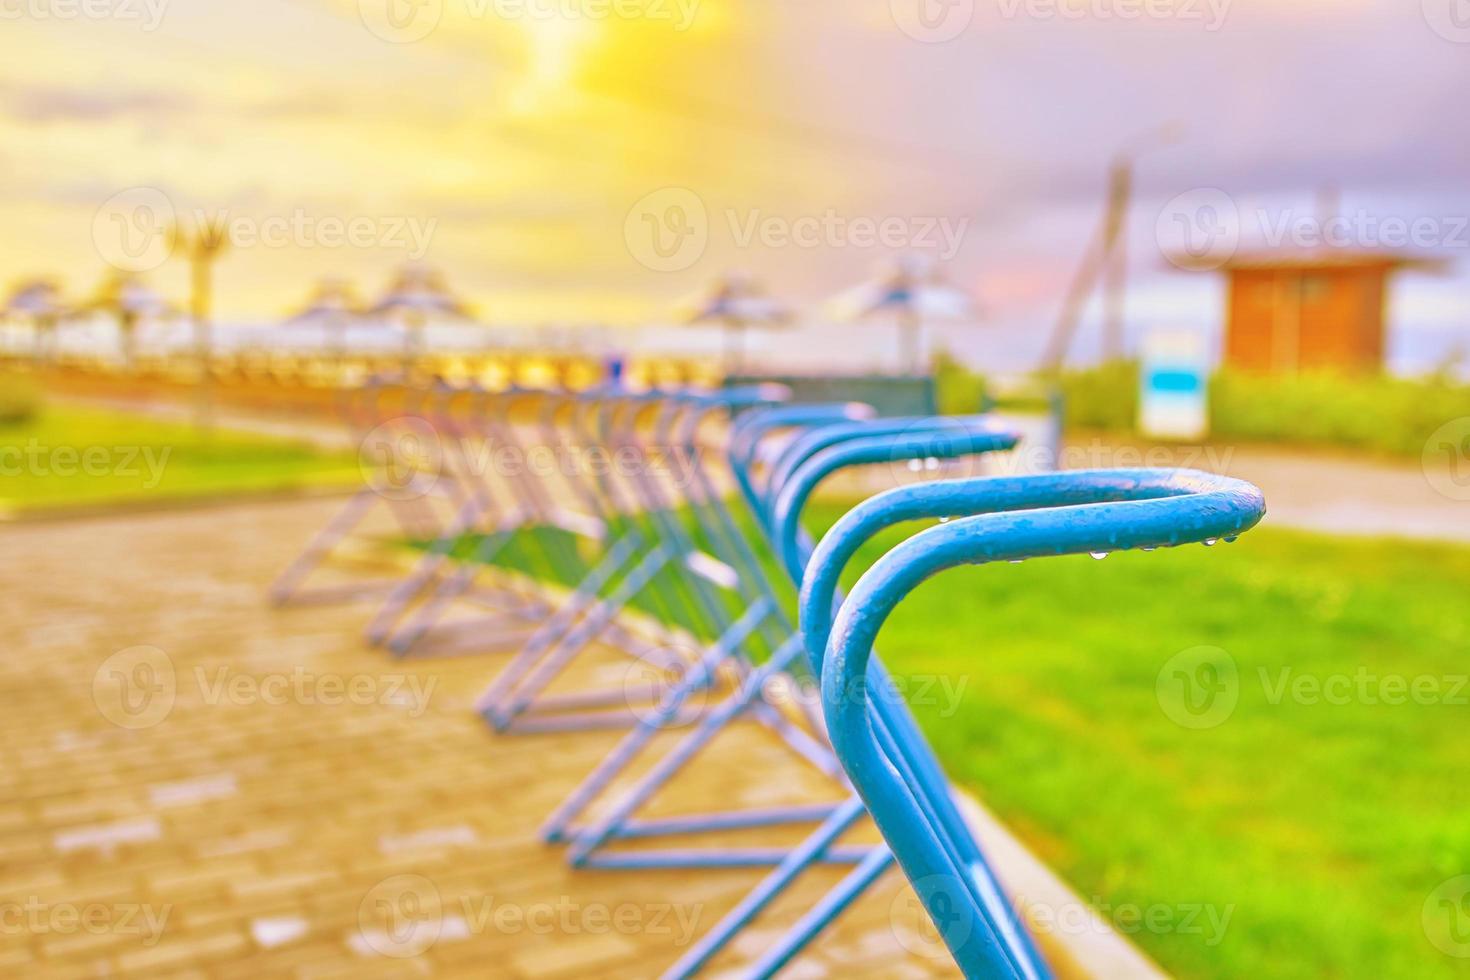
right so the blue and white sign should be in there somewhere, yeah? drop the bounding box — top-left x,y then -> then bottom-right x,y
1139,329 -> 1209,440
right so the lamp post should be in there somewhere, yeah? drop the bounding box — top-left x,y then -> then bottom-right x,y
1042,122 -> 1183,372
1101,123 -> 1184,362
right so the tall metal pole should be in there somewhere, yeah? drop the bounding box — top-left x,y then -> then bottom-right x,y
901,307 -> 922,375
1038,226 -> 1112,374
1100,160 -> 1133,362
1039,123 -> 1181,374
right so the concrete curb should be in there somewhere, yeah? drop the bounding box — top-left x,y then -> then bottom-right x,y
954,791 -> 1172,979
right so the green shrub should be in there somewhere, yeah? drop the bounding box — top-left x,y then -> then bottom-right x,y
933,350 -> 989,415
1211,370 -> 1470,456
1052,361 -> 1470,456
1058,360 -> 1140,431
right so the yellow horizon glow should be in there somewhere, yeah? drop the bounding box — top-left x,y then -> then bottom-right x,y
0,0 -> 738,323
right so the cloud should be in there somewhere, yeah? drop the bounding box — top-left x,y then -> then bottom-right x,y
0,83 -> 194,124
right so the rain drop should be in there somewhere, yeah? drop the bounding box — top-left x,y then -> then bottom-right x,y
1090,551 -> 1109,560
1203,538 -> 1218,547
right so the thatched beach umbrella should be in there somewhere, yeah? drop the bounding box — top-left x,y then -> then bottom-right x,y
827,255 -> 973,375
678,272 -> 791,375
3,279 -> 70,360
85,272 -> 172,367
367,265 -> 474,368
285,277 -> 366,359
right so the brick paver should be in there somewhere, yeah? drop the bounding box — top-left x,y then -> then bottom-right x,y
0,496 -> 958,978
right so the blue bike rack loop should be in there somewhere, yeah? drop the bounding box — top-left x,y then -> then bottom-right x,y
810,469 -> 1266,978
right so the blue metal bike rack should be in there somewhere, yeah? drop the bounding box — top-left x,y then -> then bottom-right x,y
369,384 -> 601,656
463,388 -> 878,872
391,385 -> 667,665
543,394 -> 890,872
270,375 -> 460,607
809,469 -> 1265,978
276,377 -> 1267,979
475,387 -> 781,733
361,381 -> 555,654
661,412 -> 1037,979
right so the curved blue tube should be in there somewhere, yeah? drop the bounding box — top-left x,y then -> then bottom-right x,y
727,404 -> 877,527
770,419 -> 1019,585
817,469 -> 1265,978
764,414 -> 997,510
765,420 -> 1050,979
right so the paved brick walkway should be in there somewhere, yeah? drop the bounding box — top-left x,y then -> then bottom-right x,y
0,496 -> 960,978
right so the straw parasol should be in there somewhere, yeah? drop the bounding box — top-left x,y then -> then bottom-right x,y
84,271 -> 173,367
3,279 -> 71,360
827,254 -> 973,375
678,272 -> 791,375
285,277 -> 367,359
367,265 -> 474,368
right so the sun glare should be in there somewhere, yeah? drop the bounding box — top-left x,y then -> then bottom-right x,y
506,15 -> 601,115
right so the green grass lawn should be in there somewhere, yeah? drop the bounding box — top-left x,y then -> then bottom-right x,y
810,505 -> 1470,979
0,404 -> 359,511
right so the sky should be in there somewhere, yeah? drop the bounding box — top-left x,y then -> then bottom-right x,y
2,0 -> 1468,370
